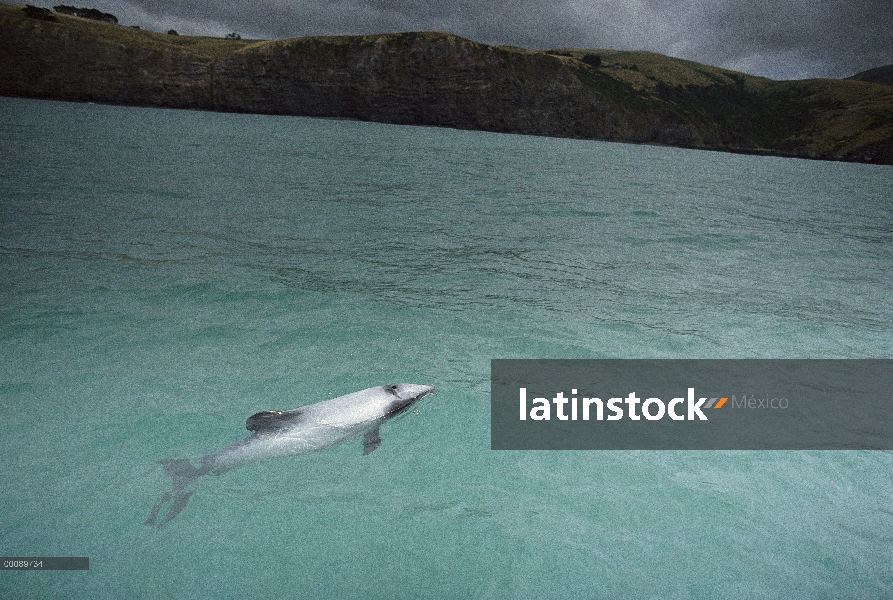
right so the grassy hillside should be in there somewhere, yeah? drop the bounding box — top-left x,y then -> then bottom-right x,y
549,47 -> 893,162
848,65 -> 893,87
2,2 -> 891,164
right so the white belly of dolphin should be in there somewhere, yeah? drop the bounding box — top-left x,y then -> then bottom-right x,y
207,418 -> 376,471
147,383 -> 434,527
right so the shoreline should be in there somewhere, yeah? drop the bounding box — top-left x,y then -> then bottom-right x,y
2,2 -> 891,165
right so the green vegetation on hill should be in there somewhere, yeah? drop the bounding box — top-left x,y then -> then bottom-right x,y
848,65 -> 893,87
1,1 -> 891,164
550,47 -> 893,162
52,5 -> 117,24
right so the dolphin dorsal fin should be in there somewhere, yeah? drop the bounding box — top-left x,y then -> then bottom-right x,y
246,410 -> 303,433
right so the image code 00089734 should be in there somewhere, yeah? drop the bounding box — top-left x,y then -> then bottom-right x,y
1,557 -> 89,570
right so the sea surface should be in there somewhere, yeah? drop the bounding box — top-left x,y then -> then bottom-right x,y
1,96 -> 892,598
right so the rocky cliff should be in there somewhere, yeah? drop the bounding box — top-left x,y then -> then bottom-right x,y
2,2 -> 891,164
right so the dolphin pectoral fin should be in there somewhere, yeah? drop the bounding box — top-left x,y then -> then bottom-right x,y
363,426 -> 381,455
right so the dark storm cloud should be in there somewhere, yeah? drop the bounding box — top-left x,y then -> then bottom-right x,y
37,1 -> 893,79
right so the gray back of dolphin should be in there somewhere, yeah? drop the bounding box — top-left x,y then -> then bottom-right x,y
147,383 -> 433,527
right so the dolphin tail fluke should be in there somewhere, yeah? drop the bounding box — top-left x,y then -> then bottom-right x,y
159,490 -> 195,526
145,492 -> 171,526
160,458 -> 208,491
146,458 -> 208,527
145,490 -> 196,527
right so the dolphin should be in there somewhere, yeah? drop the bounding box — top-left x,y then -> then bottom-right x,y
147,383 -> 434,526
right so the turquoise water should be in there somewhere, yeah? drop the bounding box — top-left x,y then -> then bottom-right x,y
1,96 -> 892,598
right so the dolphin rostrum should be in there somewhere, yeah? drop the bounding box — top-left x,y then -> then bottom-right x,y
147,383 -> 434,526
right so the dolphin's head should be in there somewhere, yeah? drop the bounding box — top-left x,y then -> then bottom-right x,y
383,383 -> 434,416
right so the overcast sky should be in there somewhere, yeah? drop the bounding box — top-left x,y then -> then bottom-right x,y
33,1 -> 893,80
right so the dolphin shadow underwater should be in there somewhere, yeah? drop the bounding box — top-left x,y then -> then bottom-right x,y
147,383 -> 434,527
